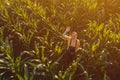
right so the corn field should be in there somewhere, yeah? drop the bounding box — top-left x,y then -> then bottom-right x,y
0,0 -> 120,80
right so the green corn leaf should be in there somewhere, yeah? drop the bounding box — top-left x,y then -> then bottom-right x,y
24,64 -> 29,80
16,74 -> 24,80
41,46 -> 46,62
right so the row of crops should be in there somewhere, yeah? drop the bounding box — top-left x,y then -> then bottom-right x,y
0,0 -> 120,80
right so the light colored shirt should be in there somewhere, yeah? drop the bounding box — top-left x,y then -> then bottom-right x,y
63,35 -> 80,50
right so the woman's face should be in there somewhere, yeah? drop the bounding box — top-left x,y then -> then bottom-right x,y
72,32 -> 77,39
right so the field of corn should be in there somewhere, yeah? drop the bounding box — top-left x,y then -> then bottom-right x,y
0,0 -> 120,80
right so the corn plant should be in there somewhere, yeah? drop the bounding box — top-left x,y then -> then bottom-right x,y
0,0 -> 120,80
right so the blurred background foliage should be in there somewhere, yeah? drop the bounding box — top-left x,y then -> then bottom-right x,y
0,0 -> 120,80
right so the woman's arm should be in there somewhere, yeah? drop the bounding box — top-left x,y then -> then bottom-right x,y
62,27 -> 70,40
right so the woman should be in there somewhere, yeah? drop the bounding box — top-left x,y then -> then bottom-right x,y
62,27 -> 80,68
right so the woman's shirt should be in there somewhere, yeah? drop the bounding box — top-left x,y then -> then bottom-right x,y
63,35 -> 80,51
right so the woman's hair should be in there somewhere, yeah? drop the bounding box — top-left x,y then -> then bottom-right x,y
72,31 -> 77,36
71,31 -> 77,39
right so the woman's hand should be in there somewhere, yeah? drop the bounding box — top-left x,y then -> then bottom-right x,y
66,27 -> 70,32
